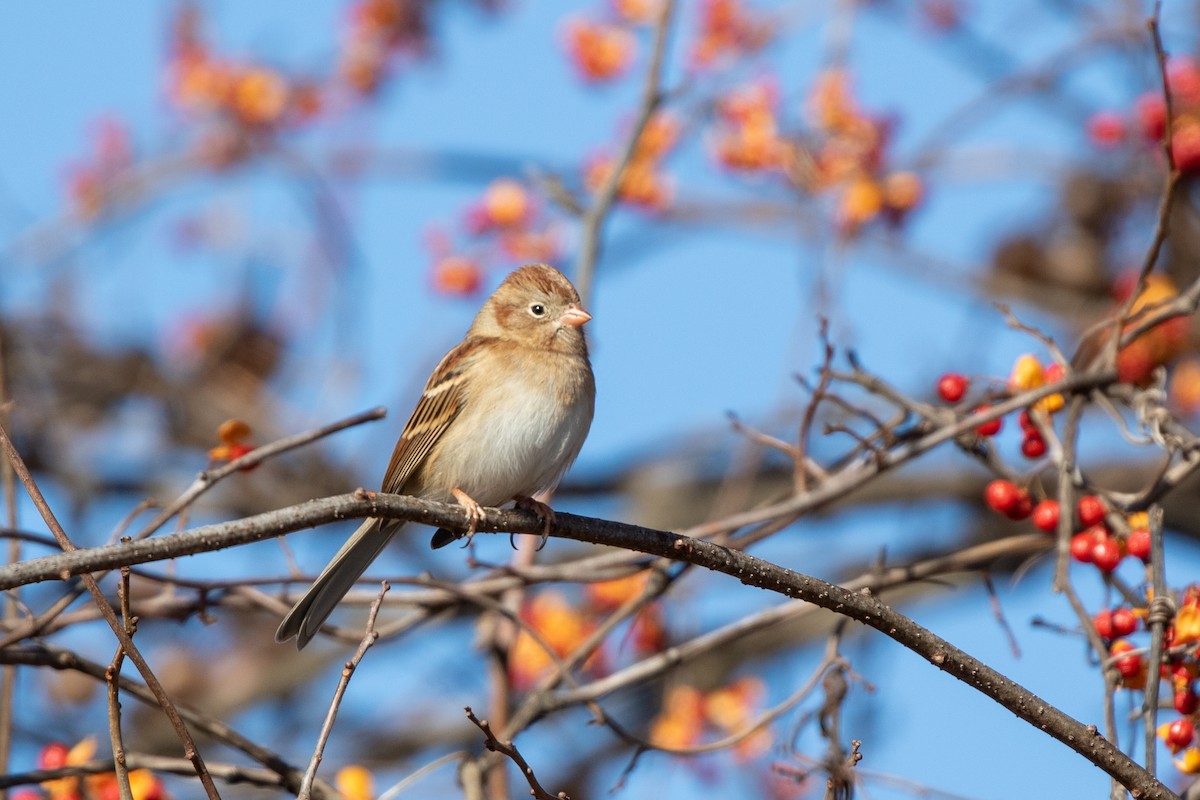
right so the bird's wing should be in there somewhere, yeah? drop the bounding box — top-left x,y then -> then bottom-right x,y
380,337 -> 485,494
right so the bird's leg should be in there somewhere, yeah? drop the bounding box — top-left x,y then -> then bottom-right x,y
451,487 -> 486,546
514,495 -> 555,550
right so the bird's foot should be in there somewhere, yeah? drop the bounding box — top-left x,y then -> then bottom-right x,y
514,495 -> 555,550
452,487 -> 487,547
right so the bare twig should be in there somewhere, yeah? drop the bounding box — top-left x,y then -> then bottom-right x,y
0,423 -> 223,800
0,496 -> 1179,794
573,0 -> 676,307
1143,506 -> 1173,776
465,707 -> 569,800
0,754 -> 319,793
0,304 -> 17,784
134,406 -> 386,541
0,643 -> 336,798
296,581 -> 389,800
105,560 -> 135,800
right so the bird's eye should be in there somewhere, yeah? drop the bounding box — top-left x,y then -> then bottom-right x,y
530,303 -> 546,317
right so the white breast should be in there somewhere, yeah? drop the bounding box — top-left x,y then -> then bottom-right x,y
424,355 -> 594,507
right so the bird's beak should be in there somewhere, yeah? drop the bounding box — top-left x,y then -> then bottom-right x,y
559,305 -> 592,328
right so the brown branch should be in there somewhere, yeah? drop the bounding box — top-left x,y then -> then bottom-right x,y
0,643 -> 335,798
0,422 -> 222,800
133,406 -> 386,541
0,754 -> 315,793
296,581 -> 389,800
464,707 -> 569,800
1144,506 -> 1173,776
690,368 -> 1117,538
573,0 -> 676,307
105,561 -> 135,800
0,489 -> 1175,796
0,310 -> 17,790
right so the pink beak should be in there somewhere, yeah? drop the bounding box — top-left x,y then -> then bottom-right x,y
559,305 -> 592,328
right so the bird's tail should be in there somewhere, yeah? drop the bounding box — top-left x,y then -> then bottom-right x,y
275,518 -> 398,649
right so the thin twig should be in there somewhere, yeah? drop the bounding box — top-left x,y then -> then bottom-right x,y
1143,506 -> 1172,776
375,751 -> 467,800
0,643 -> 336,798
0,754 -> 316,793
0,303 -> 17,784
296,581 -> 389,800
465,707 -> 568,800
133,406 -> 386,541
573,0 -> 676,307
105,558 -> 135,800
0,423 -> 223,800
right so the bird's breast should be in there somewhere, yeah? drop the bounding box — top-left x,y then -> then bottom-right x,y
422,353 -> 594,507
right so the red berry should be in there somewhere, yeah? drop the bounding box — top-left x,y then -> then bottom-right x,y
1018,409 -> 1033,431
1126,528 -> 1152,562
1032,500 -> 1060,533
1070,533 -> 1094,563
1136,93 -> 1167,142
1091,538 -> 1123,573
974,405 -> 1002,437
1044,362 -> 1065,383
38,742 -> 70,771
1087,110 -> 1127,148
1168,57 -> 1200,104
1004,491 -> 1033,521
984,480 -> 1020,513
1093,609 -> 1114,640
1172,122 -> 1200,174
1176,687 -> 1199,715
1168,717 -> 1196,750
937,372 -> 969,403
1077,495 -> 1106,527
1111,639 -> 1142,679
1111,607 -> 1138,637
1021,432 -> 1047,459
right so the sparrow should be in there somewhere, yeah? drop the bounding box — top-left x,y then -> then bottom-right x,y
276,264 -> 595,649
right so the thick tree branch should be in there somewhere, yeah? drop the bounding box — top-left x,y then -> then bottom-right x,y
0,492 -> 1178,798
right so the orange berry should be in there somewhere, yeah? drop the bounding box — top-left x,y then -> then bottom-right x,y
1008,354 -> 1045,391
838,176 -> 884,229
563,17 -> 634,82
230,67 -> 289,126
1170,358 -> 1200,414
482,179 -> 531,228
431,255 -> 483,296
882,171 -> 923,212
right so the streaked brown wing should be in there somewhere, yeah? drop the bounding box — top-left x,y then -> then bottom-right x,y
379,338 -> 483,495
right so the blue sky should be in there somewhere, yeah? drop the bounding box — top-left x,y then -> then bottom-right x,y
2,1 -> 1197,798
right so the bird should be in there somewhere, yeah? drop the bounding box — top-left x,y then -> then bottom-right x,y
276,263 -> 595,649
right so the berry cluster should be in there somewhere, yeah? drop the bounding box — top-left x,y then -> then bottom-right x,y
426,178 -> 565,296
1086,57 -> 1200,174
20,739 -> 167,800
936,349 -> 1200,774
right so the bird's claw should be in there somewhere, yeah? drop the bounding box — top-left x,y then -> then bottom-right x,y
514,495 -> 555,550
452,487 -> 486,547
